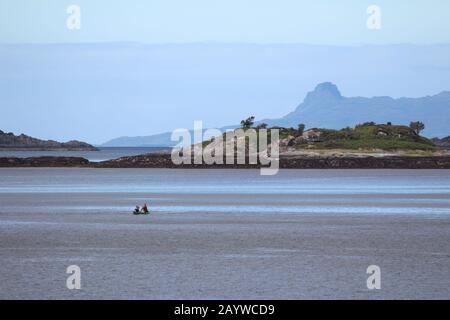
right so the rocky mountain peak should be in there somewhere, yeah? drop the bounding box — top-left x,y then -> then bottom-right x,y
304,82 -> 343,104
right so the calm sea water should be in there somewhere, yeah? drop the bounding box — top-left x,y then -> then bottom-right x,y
0,147 -> 169,162
1,168 -> 450,299
1,168 -> 449,216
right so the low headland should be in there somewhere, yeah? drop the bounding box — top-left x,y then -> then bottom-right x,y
0,130 -> 98,151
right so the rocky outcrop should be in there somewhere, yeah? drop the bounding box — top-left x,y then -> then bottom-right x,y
0,130 -> 98,151
278,155 -> 450,169
95,154 -> 450,169
1,154 -> 450,169
0,157 -> 89,167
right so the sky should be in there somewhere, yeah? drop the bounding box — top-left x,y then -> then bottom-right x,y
1,1 -> 450,144
0,0 -> 450,45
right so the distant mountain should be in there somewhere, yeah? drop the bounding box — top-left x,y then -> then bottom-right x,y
4,43 -> 450,144
101,129 -> 213,147
101,132 -> 176,147
0,130 -> 98,151
101,82 -> 450,147
432,136 -> 450,149
258,82 -> 450,138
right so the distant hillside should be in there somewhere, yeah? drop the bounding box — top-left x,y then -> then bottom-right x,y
101,82 -> 450,147
101,132 -> 176,147
0,130 -> 98,151
4,43 -> 450,144
432,136 -> 450,149
259,82 -> 450,138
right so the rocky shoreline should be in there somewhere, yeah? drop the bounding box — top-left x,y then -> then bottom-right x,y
0,157 -> 90,167
2,154 -> 450,169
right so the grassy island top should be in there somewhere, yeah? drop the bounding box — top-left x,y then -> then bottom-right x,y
289,123 -> 436,151
202,121 -> 438,152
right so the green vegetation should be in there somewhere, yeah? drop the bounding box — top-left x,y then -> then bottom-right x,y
240,116 -> 255,129
202,118 -> 437,152
306,123 -> 436,151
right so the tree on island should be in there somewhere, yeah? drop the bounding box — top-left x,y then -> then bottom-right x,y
297,123 -> 306,136
409,121 -> 425,135
240,116 -> 255,129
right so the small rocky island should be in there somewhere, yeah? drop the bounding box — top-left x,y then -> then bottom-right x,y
96,122 -> 450,169
0,130 -> 98,151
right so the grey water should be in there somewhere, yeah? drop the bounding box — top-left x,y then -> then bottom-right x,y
1,168 -> 450,216
0,147 -> 169,162
1,168 -> 450,299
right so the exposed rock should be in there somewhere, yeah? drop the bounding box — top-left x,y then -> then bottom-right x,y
0,157 -> 89,167
93,154 -> 450,169
1,152 -> 450,169
302,129 -> 323,142
286,136 -> 296,147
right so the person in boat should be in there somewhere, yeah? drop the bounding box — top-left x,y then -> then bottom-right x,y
142,203 -> 149,214
133,205 -> 141,214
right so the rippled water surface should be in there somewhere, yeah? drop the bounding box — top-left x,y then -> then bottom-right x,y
1,168 -> 450,299
1,168 -> 450,216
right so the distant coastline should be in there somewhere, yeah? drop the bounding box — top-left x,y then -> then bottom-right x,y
0,146 -> 170,162
0,130 -> 98,151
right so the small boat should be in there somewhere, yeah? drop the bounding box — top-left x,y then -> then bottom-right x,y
133,210 -> 149,215
133,204 -> 150,215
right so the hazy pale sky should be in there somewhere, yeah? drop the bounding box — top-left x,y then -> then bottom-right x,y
1,1 -> 450,144
1,0 -> 449,44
